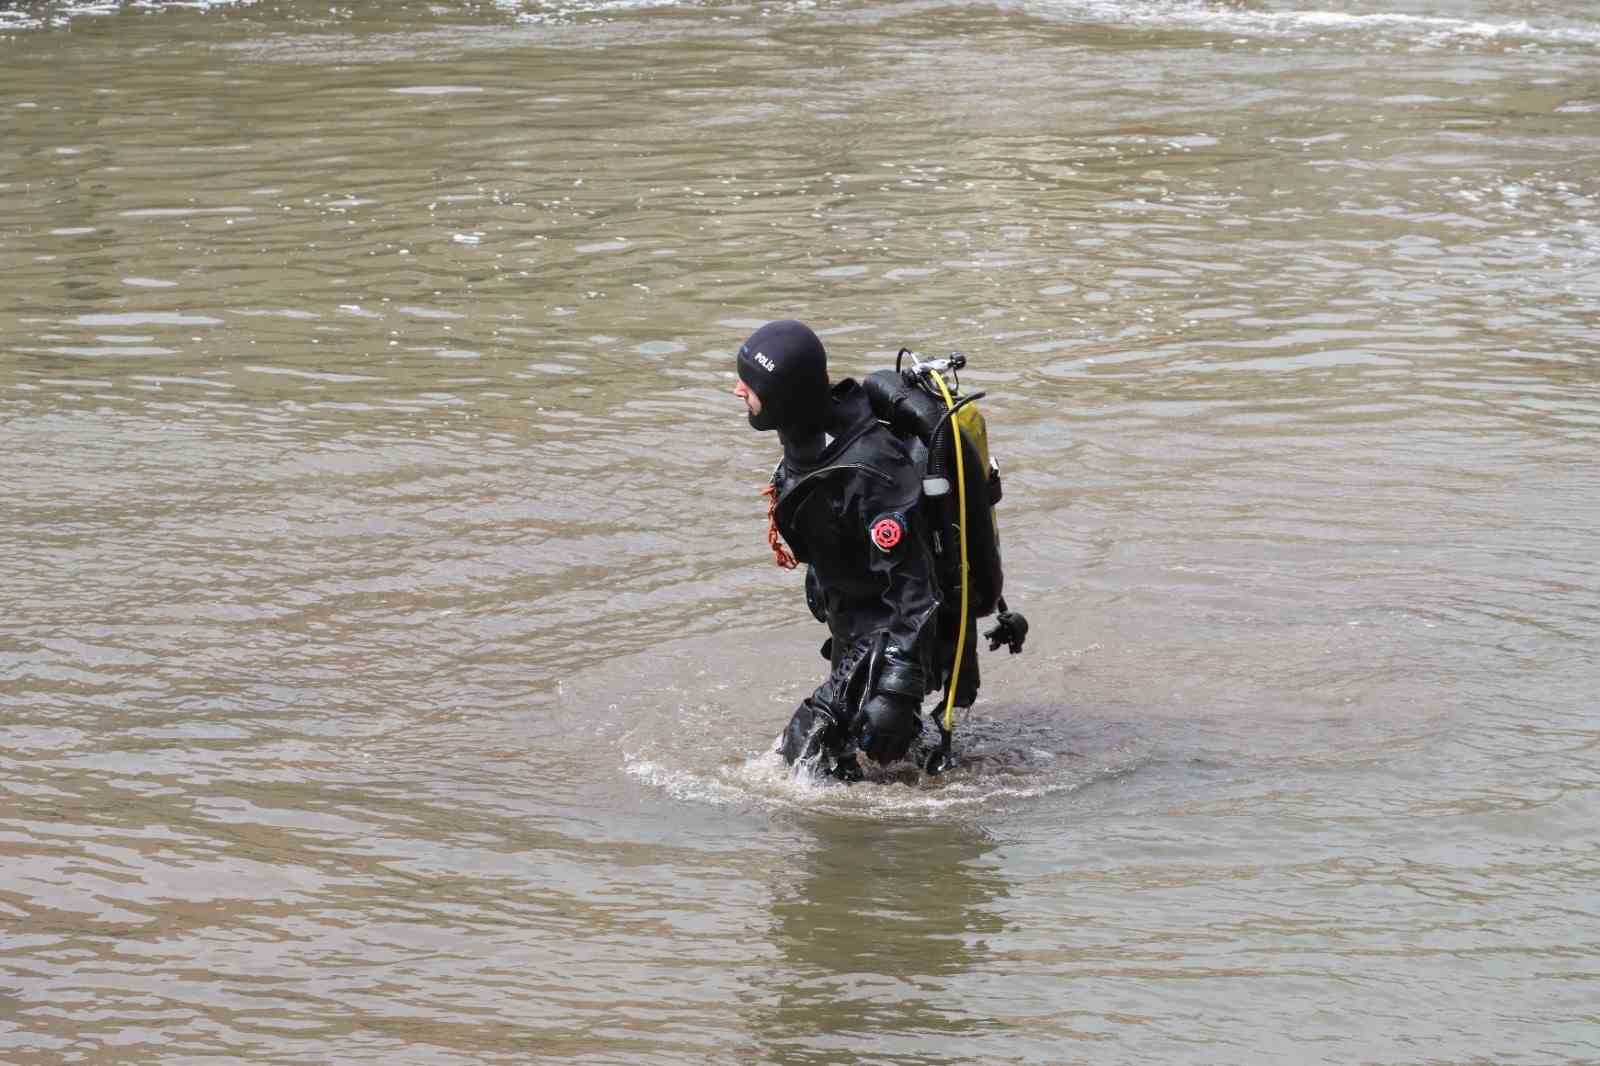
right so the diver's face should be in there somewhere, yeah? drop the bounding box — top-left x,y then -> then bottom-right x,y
734,378 -> 763,417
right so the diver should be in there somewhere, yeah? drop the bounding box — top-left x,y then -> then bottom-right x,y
733,319 -> 942,779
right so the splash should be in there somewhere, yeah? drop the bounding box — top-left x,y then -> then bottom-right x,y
624,716 -> 1147,821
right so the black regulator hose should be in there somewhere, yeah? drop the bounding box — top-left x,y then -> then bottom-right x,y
925,392 -> 983,491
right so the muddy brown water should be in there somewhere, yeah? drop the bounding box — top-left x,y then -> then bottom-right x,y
2,1 -> 1598,1063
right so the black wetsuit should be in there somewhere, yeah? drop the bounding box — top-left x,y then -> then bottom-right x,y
770,378 -> 943,764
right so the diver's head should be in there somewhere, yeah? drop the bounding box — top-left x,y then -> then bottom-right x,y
735,320 -> 829,435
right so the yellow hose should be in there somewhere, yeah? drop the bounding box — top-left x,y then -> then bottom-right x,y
929,369 -> 968,734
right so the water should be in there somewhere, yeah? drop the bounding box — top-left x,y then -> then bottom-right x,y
3,0 -> 1598,1062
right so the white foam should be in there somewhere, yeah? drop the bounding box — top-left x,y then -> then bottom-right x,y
243,364 -> 384,383
502,0 -> 684,23
496,0 -> 1600,48
1023,0 -> 1600,50
624,745 -> 1116,821
119,207 -> 254,218
43,346 -> 178,357
71,312 -> 222,326
389,86 -> 485,95
576,239 -> 631,254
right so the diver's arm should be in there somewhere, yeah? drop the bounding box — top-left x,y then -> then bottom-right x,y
850,489 -> 939,763
861,494 -> 940,703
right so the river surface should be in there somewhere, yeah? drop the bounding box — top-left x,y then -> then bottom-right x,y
3,0 -> 1599,1062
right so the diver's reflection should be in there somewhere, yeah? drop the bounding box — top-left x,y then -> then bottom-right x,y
750,816 -> 1009,1062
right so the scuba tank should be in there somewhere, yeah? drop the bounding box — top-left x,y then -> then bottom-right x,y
863,349 -> 1028,773
864,350 -> 1004,620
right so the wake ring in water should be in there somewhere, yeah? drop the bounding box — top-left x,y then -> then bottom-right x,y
625,710 -> 1142,820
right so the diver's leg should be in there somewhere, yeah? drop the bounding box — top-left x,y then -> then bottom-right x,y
778,691 -> 843,765
777,637 -> 871,772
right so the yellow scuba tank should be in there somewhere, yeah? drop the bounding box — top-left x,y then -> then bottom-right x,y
863,349 -> 1026,774
863,352 -> 1005,620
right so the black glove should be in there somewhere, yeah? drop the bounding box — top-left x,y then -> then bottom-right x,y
983,610 -> 1028,654
852,692 -> 922,765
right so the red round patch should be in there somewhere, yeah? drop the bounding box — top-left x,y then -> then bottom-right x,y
870,516 -> 904,551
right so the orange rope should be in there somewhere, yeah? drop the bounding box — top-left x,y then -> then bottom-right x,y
760,483 -> 798,570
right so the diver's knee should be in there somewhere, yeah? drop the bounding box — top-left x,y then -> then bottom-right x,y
778,702 -> 838,764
